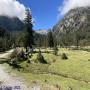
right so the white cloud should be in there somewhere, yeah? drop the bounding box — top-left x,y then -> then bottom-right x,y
59,0 -> 90,15
0,0 -> 26,20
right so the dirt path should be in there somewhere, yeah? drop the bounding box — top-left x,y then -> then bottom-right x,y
0,49 -> 13,59
0,50 -> 40,90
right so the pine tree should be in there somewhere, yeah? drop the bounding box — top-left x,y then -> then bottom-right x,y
23,8 -> 34,52
61,53 -> 68,60
47,30 -> 54,48
36,49 -> 47,64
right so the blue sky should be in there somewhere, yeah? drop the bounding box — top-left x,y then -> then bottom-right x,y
18,0 -> 63,30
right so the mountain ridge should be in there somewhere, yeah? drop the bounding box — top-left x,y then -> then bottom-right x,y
0,16 -> 24,31
53,7 -> 90,46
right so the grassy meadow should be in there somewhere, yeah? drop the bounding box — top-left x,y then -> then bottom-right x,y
5,48 -> 90,90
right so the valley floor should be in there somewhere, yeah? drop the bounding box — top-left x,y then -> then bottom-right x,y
0,48 -> 90,90
17,48 -> 90,90
0,50 -> 40,90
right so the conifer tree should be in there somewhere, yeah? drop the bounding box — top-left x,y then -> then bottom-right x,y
47,30 -> 54,48
23,8 -> 34,52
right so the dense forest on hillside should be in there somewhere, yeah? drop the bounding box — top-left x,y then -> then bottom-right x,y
0,27 -> 14,52
0,16 -> 24,31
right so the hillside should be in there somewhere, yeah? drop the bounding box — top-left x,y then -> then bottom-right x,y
36,30 -> 48,35
0,16 -> 24,31
53,7 -> 90,46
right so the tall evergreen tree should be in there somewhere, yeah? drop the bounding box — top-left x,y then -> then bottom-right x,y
23,8 -> 34,52
47,30 -> 54,48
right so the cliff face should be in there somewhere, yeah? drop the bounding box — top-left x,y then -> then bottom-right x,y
53,7 -> 90,33
36,30 -> 48,35
53,7 -> 90,45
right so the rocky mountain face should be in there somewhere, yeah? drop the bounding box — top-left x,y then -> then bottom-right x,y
0,16 -> 24,31
53,7 -> 90,34
36,30 -> 48,35
52,7 -> 90,46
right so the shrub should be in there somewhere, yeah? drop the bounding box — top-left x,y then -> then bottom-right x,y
36,50 -> 47,64
61,53 -> 68,60
88,59 -> 90,61
10,49 -> 17,59
10,58 -> 20,68
27,60 -> 31,63
67,86 -> 73,90
10,49 -> 27,68
10,49 -> 27,61
17,50 -> 27,61
53,59 -> 56,63
55,84 -> 60,89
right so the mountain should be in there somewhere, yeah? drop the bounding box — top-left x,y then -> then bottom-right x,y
36,30 -> 48,35
53,7 -> 90,46
0,16 -> 24,31
53,7 -> 90,34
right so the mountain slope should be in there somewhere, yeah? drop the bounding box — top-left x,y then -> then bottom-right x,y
53,7 -> 90,33
36,30 -> 48,35
53,7 -> 90,46
0,16 -> 24,31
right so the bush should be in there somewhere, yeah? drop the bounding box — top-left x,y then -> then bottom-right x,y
61,53 -> 68,60
10,49 -> 17,59
10,49 -> 27,68
36,50 -> 47,64
10,58 -> 21,68
53,59 -> 56,63
53,46 -> 58,55
10,49 -> 27,61
17,50 -> 27,61
27,60 -> 31,63
88,59 -> 90,61
67,86 -> 73,90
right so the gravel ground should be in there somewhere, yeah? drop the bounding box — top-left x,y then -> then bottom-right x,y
0,49 -> 40,90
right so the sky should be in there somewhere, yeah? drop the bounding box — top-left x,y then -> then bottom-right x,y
18,0 -> 61,30
0,0 -> 90,30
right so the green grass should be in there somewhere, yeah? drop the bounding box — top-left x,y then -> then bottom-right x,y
5,48 -> 90,90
